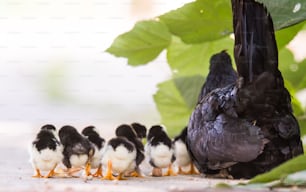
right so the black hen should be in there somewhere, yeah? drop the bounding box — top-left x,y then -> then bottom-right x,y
198,50 -> 237,102
187,0 -> 303,179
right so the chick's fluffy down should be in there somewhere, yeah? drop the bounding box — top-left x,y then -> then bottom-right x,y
30,145 -> 63,171
102,145 -> 136,174
147,144 -> 174,168
174,140 -> 191,167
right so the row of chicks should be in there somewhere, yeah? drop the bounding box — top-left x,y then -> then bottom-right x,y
29,123 -> 198,180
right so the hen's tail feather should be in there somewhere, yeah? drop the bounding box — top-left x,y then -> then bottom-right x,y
232,0 -> 279,84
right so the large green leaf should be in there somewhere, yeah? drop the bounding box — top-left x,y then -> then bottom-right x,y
153,79 -> 191,136
106,0 -> 306,66
174,75 -> 205,109
159,0 -> 232,44
283,80 -> 303,116
158,0 -> 306,44
153,75 -> 204,136
256,0 -> 306,30
284,80 -> 306,137
249,154 -> 306,184
297,118 -> 306,137
275,21 -> 306,49
167,36 -> 234,76
106,20 -> 171,65
279,48 -> 306,90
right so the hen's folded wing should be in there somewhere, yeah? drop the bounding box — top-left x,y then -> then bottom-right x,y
189,102 -> 267,170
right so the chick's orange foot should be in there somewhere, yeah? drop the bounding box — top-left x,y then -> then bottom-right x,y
164,164 -> 177,176
92,165 -> 103,177
32,169 -> 43,178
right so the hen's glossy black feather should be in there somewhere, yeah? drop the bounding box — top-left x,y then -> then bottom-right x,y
188,84 -> 267,174
198,51 -> 237,102
187,0 -> 303,179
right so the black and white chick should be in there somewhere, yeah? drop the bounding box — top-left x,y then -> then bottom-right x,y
146,125 -> 176,177
130,122 -> 146,176
81,126 -> 105,177
29,124 -> 63,178
131,122 -> 147,140
101,124 -> 137,180
59,125 -> 94,177
121,123 -> 146,177
173,127 -> 197,175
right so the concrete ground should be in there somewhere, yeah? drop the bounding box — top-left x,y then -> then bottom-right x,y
0,123 -> 301,192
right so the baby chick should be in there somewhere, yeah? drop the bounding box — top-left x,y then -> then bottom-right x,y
59,125 -> 94,177
173,127 -> 197,174
101,125 -> 137,180
146,125 -> 176,177
118,124 -> 145,177
29,124 -> 63,178
81,126 -> 105,177
131,122 -> 147,140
